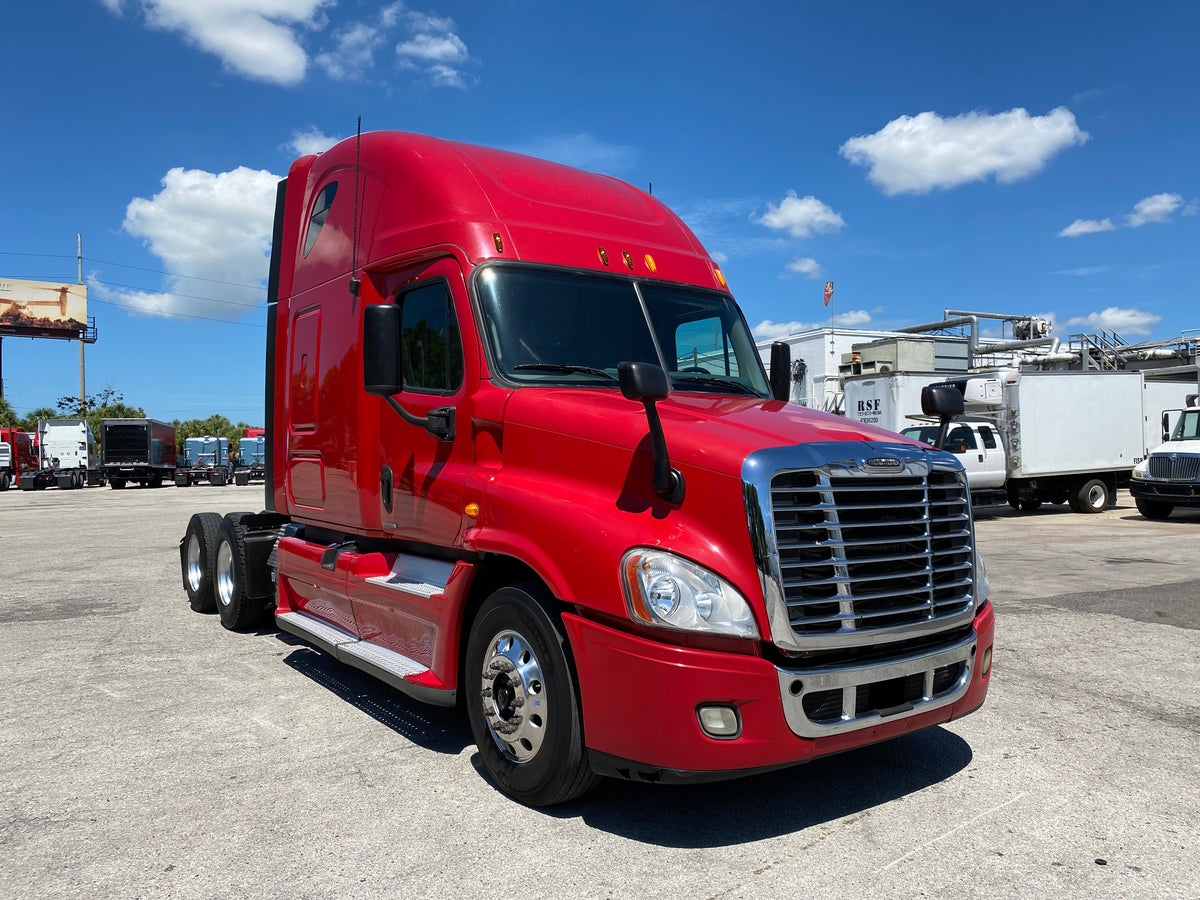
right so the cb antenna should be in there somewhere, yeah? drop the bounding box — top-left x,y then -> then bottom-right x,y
349,115 -> 362,296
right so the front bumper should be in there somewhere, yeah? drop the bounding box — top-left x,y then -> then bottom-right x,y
1130,479 -> 1200,505
563,600 -> 994,780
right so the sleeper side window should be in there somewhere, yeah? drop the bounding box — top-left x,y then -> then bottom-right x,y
303,182 -> 338,257
399,282 -> 463,394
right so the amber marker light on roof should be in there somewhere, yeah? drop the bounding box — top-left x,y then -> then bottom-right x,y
713,266 -> 727,288
493,233 -> 503,253
622,250 -> 634,270
598,246 -> 609,266
644,254 -> 657,273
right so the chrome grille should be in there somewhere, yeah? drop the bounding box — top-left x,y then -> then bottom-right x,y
1148,454 -> 1200,482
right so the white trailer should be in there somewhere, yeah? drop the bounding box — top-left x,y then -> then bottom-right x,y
844,369 -> 1195,513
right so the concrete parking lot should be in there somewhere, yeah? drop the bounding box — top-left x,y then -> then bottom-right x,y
1,484 -> 1197,899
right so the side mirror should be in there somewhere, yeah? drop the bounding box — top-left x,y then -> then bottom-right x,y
363,303 -> 402,396
618,361 -> 669,403
618,361 -> 684,503
921,383 -> 965,451
769,341 -> 791,402
1162,410 -> 1170,443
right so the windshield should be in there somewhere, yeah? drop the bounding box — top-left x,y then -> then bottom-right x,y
474,265 -> 770,396
1171,410 -> 1200,441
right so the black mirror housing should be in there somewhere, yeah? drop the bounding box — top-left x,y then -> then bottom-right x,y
921,383 -> 965,419
618,361 -> 669,402
769,341 -> 791,402
363,303 -> 402,395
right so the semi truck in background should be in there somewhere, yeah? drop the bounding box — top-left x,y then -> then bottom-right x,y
175,436 -> 231,486
1130,385 -> 1200,519
18,419 -> 105,490
844,369 -> 1193,512
1,427 -> 38,491
100,418 -> 177,489
179,131 -> 993,806
233,432 -> 266,485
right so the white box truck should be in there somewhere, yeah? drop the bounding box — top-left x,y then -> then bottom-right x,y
844,369 -> 1194,513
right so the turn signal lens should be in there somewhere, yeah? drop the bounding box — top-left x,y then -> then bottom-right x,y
981,646 -> 992,679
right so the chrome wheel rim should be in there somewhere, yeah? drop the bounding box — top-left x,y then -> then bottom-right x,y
186,534 -> 204,593
1086,484 -> 1106,510
480,629 -> 547,763
215,540 -> 235,608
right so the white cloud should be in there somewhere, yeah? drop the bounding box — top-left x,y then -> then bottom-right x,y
315,21 -> 388,80
785,257 -> 822,278
1065,307 -> 1161,336
840,107 -> 1089,195
1058,218 -> 1117,238
1052,266 -> 1110,277
394,9 -> 472,87
508,133 -> 637,175
753,311 -> 872,340
96,166 -> 280,321
757,192 -> 845,238
112,0 -> 333,85
1126,192 -> 1187,227
288,127 -> 341,157
1058,192 -> 1197,237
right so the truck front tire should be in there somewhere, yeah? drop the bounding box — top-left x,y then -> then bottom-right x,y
465,584 -> 599,807
1135,498 -> 1174,519
1069,478 -> 1109,514
182,513 -> 222,613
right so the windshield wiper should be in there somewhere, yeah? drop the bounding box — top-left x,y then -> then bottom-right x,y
671,374 -> 761,395
513,364 -> 618,381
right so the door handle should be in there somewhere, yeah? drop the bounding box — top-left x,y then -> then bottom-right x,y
381,465 -> 393,514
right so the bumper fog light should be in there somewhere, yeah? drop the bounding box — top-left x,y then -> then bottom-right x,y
697,705 -> 740,738
981,647 -> 993,679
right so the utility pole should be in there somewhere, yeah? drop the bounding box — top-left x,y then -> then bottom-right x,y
78,234 -> 85,411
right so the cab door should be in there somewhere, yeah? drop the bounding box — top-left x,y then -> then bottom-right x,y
374,258 -> 475,547
966,424 -> 1007,489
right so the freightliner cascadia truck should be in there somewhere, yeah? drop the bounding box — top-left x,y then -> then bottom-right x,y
180,131 -> 993,806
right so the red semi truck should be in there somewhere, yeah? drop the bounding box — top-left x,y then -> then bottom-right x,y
1,427 -> 39,491
181,131 -> 993,806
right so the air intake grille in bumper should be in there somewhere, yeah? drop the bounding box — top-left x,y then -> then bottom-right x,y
1148,455 -> 1200,482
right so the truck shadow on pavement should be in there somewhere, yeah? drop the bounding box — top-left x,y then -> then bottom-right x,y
273,631 -> 974,844
277,638 -> 472,756
535,726 -> 975,845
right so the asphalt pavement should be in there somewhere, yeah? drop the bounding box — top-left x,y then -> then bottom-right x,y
1,484 -> 1197,899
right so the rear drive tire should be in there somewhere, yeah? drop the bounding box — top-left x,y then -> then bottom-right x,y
182,513 -> 222,613
0,472 -> 8,491
1135,498 -> 1174,519
214,512 -> 265,631
110,478 -> 126,490
1069,478 -> 1109,514
465,583 -> 600,807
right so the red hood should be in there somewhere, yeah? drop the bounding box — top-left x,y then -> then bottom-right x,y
502,388 -> 918,477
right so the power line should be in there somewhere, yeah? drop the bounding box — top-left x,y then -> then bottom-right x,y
88,296 -> 266,328
0,250 -> 267,290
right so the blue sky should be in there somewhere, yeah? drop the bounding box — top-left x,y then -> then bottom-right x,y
2,1 -> 1197,425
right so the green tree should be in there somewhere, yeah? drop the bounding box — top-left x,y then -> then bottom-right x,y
0,397 -> 18,428
20,407 -> 58,433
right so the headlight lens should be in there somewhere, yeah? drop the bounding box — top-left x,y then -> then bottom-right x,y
621,549 -> 759,639
1131,460 -> 1148,480
973,546 -> 989,608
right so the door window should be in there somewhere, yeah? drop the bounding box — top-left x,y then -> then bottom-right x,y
399,282 -> 463,394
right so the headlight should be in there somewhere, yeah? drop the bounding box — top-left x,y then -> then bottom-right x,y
621,549 -> 759,639
973,546 -> 989,608
1131,460 -> 1148,480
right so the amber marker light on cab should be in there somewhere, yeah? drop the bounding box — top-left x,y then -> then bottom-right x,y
713,266 -> 728,289
465,503 -> 481,519
644,254 -> 657,273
